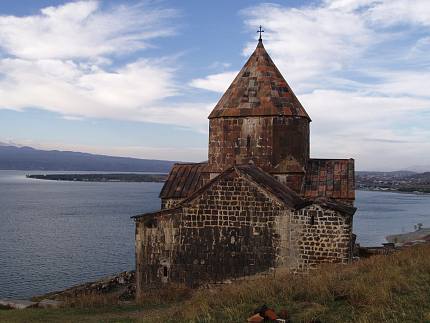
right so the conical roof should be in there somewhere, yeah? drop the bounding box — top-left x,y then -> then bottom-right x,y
209,40 -> 310,120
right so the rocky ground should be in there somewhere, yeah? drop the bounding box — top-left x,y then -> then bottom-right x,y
0,271 -> 135,310
386,228 -> 430,244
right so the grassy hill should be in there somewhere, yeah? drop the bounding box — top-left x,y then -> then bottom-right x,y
1,245 -> 430,322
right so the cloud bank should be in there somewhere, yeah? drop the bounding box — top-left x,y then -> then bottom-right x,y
0,1 -> 211,132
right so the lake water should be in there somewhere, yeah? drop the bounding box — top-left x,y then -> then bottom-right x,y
1,170 -> 430,299
0,171 -> 162,299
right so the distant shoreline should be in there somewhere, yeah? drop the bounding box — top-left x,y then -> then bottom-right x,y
26,173 -> 168,183
357,188 -> 430,195
21,175 -> 430,192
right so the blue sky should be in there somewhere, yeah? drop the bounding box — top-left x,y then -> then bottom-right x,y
0,0 -> 429,170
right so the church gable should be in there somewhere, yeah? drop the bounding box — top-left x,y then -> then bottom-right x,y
180,164 -> 305,212
183,168 -> 284,220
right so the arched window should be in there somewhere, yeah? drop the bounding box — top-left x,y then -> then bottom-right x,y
310,215 -> 315,225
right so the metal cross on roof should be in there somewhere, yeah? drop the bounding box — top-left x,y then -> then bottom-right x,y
257,25 -> 264,41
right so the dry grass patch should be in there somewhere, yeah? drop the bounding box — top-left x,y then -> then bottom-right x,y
62,291 -> 124,308
150,245 -> 430,322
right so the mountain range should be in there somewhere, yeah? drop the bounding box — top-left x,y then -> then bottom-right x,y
1,142 -> 428,173
0,143 -> 176,172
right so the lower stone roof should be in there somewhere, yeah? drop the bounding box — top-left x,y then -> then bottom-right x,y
303,159 -> 355,201
159,159 -> 355,203
159,162 -> 206,199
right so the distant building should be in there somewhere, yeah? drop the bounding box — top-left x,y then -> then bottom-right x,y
133,38 -> 356,298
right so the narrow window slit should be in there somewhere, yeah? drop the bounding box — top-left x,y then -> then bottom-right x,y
246,135 -> 251,150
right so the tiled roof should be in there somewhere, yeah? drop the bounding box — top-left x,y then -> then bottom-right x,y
159,162 -> 207,199
160,159 -> 355,202
303,159 -> 355,200
208,40 -> 310,120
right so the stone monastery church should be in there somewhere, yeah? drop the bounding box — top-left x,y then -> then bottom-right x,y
133,37 -> 356,297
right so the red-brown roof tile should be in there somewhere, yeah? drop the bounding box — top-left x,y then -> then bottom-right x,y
208,40 -> 310,120
159,162 -> 207,199
304,159 -> 355,200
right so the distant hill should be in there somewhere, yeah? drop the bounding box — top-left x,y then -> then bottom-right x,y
356,170 -> 430,193
0,145 -> 177,172
405,165 -> 430,173
356,170 -> 417,177
407,172 -> 430,182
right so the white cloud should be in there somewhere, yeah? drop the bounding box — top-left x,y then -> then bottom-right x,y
325,0 -> 430,26
0,1 -> 215,133
303,89 -> 429,126
366,0 -> 430,26
370,71 -> 430,98
241,3 -> 373,90
0,58 -> 175,104
189,71 -> 237,93
0,1 -> 176,60
301,89 -> 430,170
324,0 -> 375,11
0,57 -> 191,122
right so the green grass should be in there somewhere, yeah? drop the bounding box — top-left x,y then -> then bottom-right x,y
2,245 -> 430,322
0,303 -> 173,323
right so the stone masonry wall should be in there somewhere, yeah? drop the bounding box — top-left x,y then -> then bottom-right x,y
208,116 -> 309,174
208,117 -> 273,172
136,172 -> 286,294
288,205 -> 353,270
135,213 -> 178,299
177,173 -> 285,286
